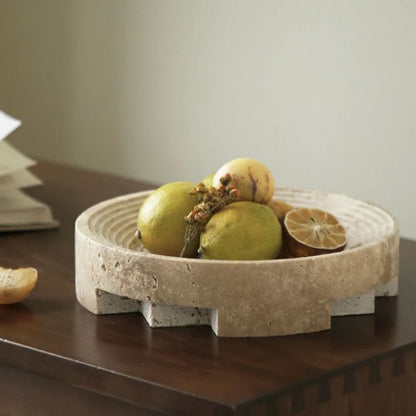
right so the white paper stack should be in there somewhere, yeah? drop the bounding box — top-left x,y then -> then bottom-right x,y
0,110 -> 58,231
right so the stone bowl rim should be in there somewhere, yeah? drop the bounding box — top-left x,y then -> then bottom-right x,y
75,188 -> 399,266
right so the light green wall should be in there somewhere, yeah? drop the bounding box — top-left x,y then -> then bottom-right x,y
1,0 -> 415,238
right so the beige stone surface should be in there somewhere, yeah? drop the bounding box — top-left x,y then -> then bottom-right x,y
331,290 -> 375,316
75,188 -> 399,337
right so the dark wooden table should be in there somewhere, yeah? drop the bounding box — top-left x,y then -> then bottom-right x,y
0,161 -> 415,416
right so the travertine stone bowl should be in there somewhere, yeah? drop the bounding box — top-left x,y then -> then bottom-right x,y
75,188 -> 399,337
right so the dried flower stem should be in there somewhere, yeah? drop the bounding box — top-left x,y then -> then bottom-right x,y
180,174 -> 240,257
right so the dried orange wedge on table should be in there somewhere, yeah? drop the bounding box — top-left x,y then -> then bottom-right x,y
0,267 -> 38,304
283,208 -> 347,257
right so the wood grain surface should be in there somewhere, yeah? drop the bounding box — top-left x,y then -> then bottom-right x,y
0,161 -> 415,416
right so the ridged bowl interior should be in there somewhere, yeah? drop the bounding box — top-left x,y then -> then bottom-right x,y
85,188 -> 395,257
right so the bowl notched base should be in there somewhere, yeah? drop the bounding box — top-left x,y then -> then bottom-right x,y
75,188 -> 399,337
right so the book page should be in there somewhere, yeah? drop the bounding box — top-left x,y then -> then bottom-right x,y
0,222 -> 58,232
0,110 -> 21,141
0,189 -> 55,225
0,111 -> 56,232
0,169 -> 42,192
0,141 -> 36,176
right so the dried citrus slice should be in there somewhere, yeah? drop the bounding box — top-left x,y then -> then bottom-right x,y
283,208 -> 347,257
0,267 -> 38,304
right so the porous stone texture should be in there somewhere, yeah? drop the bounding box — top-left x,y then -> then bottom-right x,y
75,189 -> 399,337
375,276 -> 398,296
140,301 -> 210,327
94,289 -> 141,314
331,291 -> 375,316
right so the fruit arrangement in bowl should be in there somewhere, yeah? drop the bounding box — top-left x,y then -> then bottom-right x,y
136,157 -> 347,261
75,158 -> 398,337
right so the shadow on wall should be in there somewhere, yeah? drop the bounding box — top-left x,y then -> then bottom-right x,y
0,0 -> 126,172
